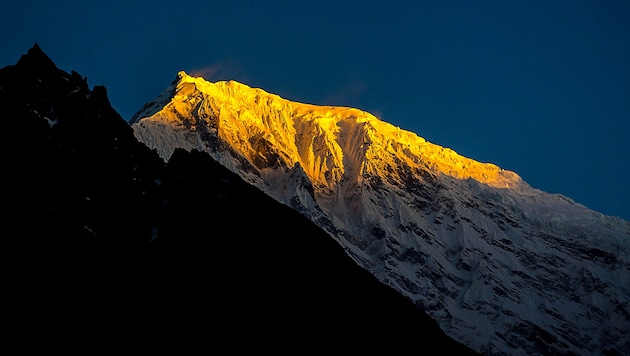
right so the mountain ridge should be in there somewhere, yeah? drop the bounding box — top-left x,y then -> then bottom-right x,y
131,70 -> 630,355
131,71 -> 526,192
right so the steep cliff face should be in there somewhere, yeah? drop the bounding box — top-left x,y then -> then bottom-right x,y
131,71 -> 630,355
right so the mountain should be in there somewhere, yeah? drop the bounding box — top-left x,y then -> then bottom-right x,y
2,44 -> 479,353
130,71 -> 630,355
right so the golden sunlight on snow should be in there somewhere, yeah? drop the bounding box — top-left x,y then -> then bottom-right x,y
160,71 -> 522,190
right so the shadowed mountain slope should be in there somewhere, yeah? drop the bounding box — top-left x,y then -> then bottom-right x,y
2,44 -> 478,354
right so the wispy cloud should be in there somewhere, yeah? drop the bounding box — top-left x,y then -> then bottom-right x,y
322,77 -> 368,107
322,76 -> 384,120
189,59 -> 247,82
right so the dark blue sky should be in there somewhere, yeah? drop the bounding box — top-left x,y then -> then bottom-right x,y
2,1 -> 629,221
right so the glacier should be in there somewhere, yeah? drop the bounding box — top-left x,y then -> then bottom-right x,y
130,71 -> 630,355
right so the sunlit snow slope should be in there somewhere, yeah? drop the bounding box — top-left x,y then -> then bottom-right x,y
131,71 -> 630,356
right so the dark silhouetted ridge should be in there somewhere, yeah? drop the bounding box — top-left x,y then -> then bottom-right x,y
2,44 -> 479,354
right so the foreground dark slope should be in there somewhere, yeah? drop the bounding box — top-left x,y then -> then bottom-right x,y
2,44 -> 478,353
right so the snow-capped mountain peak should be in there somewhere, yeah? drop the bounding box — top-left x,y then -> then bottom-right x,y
132,71 -> 522,191
131,71 -> 630,355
